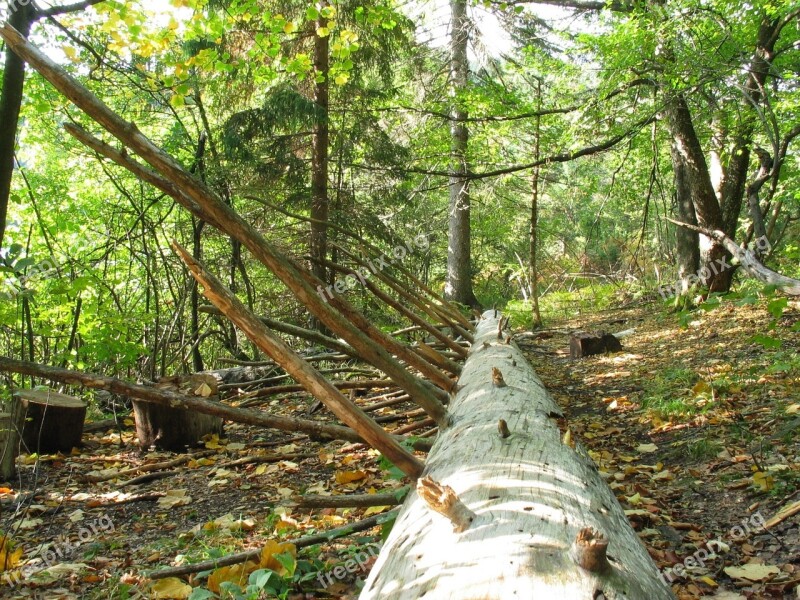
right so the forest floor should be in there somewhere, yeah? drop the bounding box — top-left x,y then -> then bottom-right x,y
0,295 -> 798,599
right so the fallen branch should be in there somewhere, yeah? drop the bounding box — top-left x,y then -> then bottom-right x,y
84,450 -> 216,483
240,379 -> 395,400
0,356 -> 366,444
173,242 -> 424,479
148,508 -> 399,580
667,219 -> 800,295
290,488 -> 409,509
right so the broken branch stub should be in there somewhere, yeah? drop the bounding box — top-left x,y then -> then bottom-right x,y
416,476 -> 476,533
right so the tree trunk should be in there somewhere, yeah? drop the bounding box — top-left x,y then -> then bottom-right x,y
530,78 -> 543,329
360,312 -> 675,600
0,1 -> 35,249
664,93 -> 732,293
310,6 -> 330,317
444,0 -> 479,309
669,141 -> 700,301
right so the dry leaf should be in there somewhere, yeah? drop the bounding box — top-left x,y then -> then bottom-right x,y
723,563 -> 780,581
150,577 -> 193,599
637,443 -> 658,453
157,489 -> 191,509
335,470 -> 367,484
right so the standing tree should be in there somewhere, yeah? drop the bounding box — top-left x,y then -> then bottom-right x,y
0,0 -> 105,250
445,0 -> 479,308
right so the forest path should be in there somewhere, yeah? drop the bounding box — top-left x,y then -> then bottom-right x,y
518,297 -> 800,599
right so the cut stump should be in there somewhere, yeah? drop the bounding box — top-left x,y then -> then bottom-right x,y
0,403 -> 25,480
13,389 -> 87,453
570,331 -> 623,358
133,374 -> 223,451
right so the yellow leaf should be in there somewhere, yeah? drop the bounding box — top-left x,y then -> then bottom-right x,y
699,576 -> 718,587
626,493 -> 642,506
786,404 -> 800,414
194,382 -> 213,397
363,505 -> 390,516
0,539 -> 23,573
317,27 -> 330,37
62,45 -> 78,61
259,540 -> 297,573
752,471 -> 774,492
692,381 -> 711,396
208,561 -> 258,593
284,22 -> 297,34
335,469 -> 366,484
151,577 -> 192,599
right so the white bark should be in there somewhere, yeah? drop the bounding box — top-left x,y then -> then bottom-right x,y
360,311 -> 675,600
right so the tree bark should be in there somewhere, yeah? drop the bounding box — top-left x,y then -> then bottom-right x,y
444,0 -> 479,309
360,312 -> 675,600
310,5 -> 330,308
663,93 -> 732,293
669,137 -> 700,299
667,219 -> 800,296
0,1 -> 34,249
530,77 -> 543,328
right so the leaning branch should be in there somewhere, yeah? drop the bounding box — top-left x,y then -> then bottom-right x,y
172,242 -> 424,479
378,115 -> 655,181
667,219 -> 800,295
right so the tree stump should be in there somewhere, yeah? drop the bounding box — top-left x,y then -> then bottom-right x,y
570,331 -> 623,358
13,389 -> 87,453
0,402 -> 25,480
133,374 -> 224,451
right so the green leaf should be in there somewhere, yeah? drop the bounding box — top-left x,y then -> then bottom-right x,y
767,297 -> 788,319
751,334 -> 782,349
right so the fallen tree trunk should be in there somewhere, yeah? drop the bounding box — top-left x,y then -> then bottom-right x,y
0,357 -> 361,444
360,312 -> 675,600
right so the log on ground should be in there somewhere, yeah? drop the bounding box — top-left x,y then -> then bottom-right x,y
360,311 -> 675,600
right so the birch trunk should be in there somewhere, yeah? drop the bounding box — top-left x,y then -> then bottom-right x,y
360,311 -> 675,600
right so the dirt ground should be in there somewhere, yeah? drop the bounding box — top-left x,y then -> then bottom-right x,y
1,296 -> 798,599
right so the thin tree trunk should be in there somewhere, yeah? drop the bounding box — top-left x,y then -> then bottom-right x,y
444,0 -> 479,309
0,2 -> 34,249
669,138 -> 700,300
310,6 -> 330,326
530,77 -> 543,329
